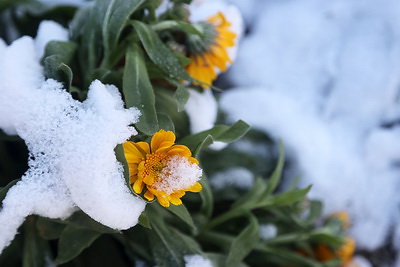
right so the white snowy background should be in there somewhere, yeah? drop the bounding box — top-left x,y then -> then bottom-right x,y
219,0 -> 400,265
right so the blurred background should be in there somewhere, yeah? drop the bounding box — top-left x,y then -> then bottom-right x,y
218,0 -> 400,266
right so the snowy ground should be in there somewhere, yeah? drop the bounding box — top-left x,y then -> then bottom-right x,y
221,0 -> 400,264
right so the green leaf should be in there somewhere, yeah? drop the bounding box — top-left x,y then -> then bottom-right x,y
0,179 -> 18,209
304,200 -> 323,225
147,205 -> 202,267
216,120 -> 252,143
258,185 -> 312,208
226,214 -> 260,266
131,20 -> 192,81
123,45 -> 159,135
23,217 -> 49,267
173,84 -> 190,112
100,0 -> 145,62
263,141 -> 285,196
65,211 -> 119,234
152,20 -> 203,36
166,204 -> 196,232
199,176 -> 213,218
181,120 -> 251,153
114,144 -> 135,195
193,135 -> 214,157
206,253 -> 249,267
138,212 -> 151,229
157,112 -> 175,132
36,217 -> 65,240
55,224 -> 101,264
43,41 -> 77,64
231,177 -> 267,210
43,55 -> 73,90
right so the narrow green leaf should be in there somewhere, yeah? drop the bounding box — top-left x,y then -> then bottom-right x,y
0,180 -> 18,208
258,185 -> 312,208
55,224 -> 101,264
216,120 -> 251,143
147,205 -> 202,267
206,253 -> 249,267
131,20 -> 192,81
123,45 -> 159,135
231,177 -> 267,210
199,176 -> 213,218
263,141 -> 285,196
101,0 -> 145,60
226,214 -> 259,266
181,120 -> 250,153
152,20 -> 203,36
23,216 -> 48,267
173,84 -> 190,112
166,204 -> 196,231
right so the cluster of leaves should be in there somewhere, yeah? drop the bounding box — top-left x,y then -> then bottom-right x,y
0,0 -> 349,266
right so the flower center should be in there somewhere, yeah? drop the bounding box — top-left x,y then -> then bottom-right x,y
142,153 -> 166,179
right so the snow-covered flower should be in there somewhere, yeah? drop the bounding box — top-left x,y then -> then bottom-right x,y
123,130 -> 202,207
186,12 -> 237,88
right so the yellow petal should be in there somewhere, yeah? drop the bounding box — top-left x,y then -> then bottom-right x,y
128,163 -> 138,175
123,141 -> 149,163
129,174 -> 138,184
166,145 -> 192,158
143,173 -> 155,185
133,179 -> 144,194
144,190 -> 155,201
169,196 -> 182,206
151,130 -> 176,153
187,182 -> 202,192
157,196 -> 170,207
188,157 -> 199,165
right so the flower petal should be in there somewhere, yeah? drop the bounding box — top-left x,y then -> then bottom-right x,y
151,130 -> 176,153
144,190 -> 154,201
133,179 -> 145,194
123,141 -> 149,163
187,182 -> 202,192
166,145 -> 192,158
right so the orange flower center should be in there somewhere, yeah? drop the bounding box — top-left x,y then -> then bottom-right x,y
142,153 -> 166,180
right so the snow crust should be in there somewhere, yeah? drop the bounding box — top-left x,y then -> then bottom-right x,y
221,0 -> 400,253
155,155 -> 202,194
0,22 -> 145,253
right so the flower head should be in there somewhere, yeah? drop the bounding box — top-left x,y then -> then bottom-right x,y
123,130 -> 202,207
186,12 -> 237,88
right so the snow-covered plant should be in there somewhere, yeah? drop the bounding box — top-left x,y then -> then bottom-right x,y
0,0 -> 352,266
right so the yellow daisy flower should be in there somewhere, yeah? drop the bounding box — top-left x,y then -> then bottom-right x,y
123,129 -> 202,207
186,12 -> 237,88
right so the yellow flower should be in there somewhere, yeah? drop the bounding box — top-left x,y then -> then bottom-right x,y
186,12 -> 237,88
123,130 -> 202,207
315,237 -> 356,266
